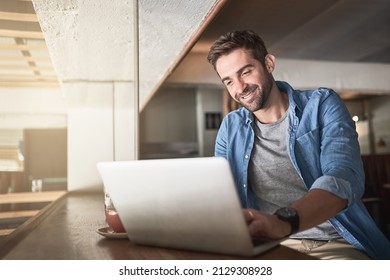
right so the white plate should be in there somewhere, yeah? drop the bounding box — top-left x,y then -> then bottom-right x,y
96,227 -> 128,239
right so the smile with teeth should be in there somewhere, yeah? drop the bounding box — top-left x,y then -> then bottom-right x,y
240,87 -> 256,100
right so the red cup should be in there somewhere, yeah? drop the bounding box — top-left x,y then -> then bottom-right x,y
105,208 -> 126,233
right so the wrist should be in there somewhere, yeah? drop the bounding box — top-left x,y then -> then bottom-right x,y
274,207 -> 300,236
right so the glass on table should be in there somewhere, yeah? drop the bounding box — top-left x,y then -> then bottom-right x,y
104,191 -> 126,233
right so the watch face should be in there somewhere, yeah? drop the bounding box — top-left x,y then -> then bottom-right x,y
278,207 -> 296,218
275,207 -> 299,235
284,207 -> 296,217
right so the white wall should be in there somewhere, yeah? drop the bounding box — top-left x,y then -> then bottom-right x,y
65,82 -> 135,191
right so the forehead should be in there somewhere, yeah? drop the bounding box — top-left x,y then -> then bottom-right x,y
215,49 -> 256,77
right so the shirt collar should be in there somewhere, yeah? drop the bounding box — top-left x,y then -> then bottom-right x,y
276,80 -> 303,114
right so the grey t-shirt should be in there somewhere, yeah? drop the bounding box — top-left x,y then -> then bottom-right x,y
249,111 -> 340,240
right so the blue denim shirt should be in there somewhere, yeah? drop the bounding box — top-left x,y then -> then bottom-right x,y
215,81 -> 390,259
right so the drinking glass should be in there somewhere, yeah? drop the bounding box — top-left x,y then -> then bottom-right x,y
104,191 -> 125,233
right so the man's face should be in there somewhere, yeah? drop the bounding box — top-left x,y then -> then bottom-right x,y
215,48 -> 273,112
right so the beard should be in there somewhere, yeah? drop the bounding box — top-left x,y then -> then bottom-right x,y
234,75 -> 273,113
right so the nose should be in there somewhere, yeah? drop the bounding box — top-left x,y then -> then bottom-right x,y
234,78 -> 247,95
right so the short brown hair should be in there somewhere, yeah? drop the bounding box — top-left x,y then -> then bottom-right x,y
207,30 -> 269,70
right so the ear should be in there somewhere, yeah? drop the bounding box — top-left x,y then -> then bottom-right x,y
265,54 -> 276,73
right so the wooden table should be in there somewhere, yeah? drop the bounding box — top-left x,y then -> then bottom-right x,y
0,190 -> 315,260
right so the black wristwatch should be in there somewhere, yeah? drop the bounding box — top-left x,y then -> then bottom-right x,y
274,207 -> 300,236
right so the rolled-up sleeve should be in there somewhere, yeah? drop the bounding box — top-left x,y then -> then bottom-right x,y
310,175 -> 358,208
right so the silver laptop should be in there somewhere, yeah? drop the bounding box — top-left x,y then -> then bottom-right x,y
97,157 -> 281,256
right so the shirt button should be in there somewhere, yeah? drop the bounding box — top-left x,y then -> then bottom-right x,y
245,155 -> 249,159
243,184 -> 246,188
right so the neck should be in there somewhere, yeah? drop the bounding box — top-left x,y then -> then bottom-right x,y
253,86 -> 289,124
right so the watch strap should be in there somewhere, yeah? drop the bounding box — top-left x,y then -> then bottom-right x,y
275,207 -> 300,235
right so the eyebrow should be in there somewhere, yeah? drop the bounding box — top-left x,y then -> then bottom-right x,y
221,63 -> 254,84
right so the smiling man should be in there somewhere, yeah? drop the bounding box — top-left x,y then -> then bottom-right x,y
207,30 -> 390,260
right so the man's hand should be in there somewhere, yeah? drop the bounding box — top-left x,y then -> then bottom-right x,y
243,208 -> 291,240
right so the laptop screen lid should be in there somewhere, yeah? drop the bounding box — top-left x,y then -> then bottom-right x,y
97,157 -> 280,256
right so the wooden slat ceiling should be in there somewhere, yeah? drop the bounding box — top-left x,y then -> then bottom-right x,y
0,0 -> 58,88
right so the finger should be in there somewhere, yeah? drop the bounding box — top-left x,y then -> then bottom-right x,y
243,209 -> 255,223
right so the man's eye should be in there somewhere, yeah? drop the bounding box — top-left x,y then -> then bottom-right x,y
242,70 -> 251,76
225,81 -> 232,87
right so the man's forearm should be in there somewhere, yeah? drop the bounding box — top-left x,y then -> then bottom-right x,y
291,189 -> 347,232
